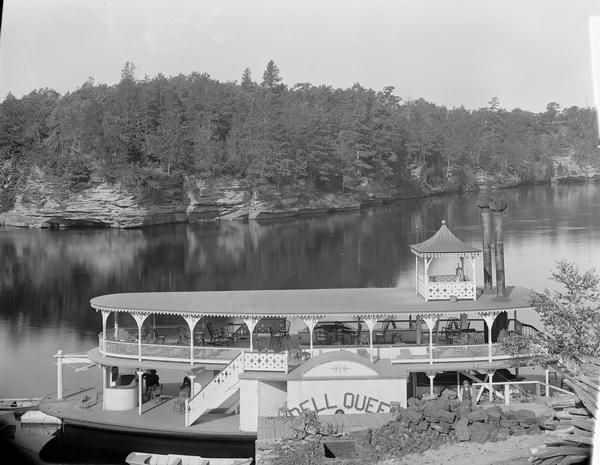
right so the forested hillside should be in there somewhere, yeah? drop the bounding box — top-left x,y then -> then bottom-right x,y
0,61 -> 598,212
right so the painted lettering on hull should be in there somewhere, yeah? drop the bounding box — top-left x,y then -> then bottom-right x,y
288,392 -> 392,416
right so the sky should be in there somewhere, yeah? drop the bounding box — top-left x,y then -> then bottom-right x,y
1,0 -> 600,112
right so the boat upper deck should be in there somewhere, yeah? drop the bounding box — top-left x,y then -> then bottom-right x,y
91,285 -> 532,317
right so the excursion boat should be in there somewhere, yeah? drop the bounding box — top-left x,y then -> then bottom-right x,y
38,213 -> 566,449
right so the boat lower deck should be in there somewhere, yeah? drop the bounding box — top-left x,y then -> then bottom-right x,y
39,386 -> 255,440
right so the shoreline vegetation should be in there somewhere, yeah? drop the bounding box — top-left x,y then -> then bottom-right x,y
1,61 -> 598,228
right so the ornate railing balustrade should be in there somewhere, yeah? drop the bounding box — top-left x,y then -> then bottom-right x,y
98,332 -> 241,364
243,351 -> 288,372
418,276 -> 476,301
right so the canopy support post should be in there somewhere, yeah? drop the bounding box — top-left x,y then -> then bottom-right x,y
132,313 -> 149,362
244,317 -> 260,352
303,318 -> 319,358
481,312 -> 499,363
426,371 -> 437,397
184,316 -> 201,365
101,311 -> 110,354
423,316 -> 438,364
56,349 -> 63,400
364,318 -> 378,362
137,370 -> 143,416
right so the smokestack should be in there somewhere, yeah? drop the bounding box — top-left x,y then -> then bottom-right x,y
489,198 -> 508,297
477,196 -> 494,293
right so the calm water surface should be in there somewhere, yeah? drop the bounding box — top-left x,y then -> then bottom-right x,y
1,182 -> 600,398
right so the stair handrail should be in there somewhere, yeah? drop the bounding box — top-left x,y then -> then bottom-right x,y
185,351 -> 245,426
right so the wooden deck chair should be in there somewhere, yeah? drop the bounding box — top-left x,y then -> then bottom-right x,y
205,322 -> 227,345
375,320 -> 392,344
269,326 -> 282,348
314,327 -> 327,345
352,322 -> 363,345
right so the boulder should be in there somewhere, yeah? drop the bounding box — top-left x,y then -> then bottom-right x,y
500,418 -> 518,429
404,408 -> 424,425
455,418 -> 471,441
514,409 -> 537,425
467,409 -> 487,423
471,428 -> 491,444
485,406 -> 503,424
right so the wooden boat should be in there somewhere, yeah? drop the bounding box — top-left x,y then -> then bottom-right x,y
0,398 -> 42,414
125,452 -> 253,465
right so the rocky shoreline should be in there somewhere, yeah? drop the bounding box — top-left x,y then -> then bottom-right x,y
1,171 -> 599,229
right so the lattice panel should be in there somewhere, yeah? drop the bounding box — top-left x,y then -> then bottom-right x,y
426,281 -> 475,301
243,352 -> 288,372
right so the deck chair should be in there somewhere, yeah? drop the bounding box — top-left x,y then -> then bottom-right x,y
314,327 -> 327,345
176,327 -> 189,345
375,320 -> 392,344
279,319 -> 291,341
150,383 -> 163,403
205,322 -> 227,345
352,322 -> 363,345
220,327 -> 235,346
269,326 -> 282,348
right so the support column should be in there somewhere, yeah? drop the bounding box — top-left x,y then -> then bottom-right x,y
504,384 -> 510,405
133,313 -> 149,362
114,312 -> 119,339
303,318 -> 318,358
416,315 -> 422,345
482,313 -> 499,363
243,317 -> 260,352
364,318 -> 378,362
101,310 -> 110,354
490,198 -> 508,297
470,256 -> 477,300
426,371 -> 437,396
415,255 -> 418,295
544,367 -> 550,397
137,370 -> 143,416
56,349 -> 63,400
477,197 -> 493,293
424,258 -> 432,301
184,316 -> 201,365
423,316 -> 438,365
488,370 -> 494,402
189,374 -> 197,398
102,365 -> 107,410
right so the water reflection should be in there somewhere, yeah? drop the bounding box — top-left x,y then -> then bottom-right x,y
0,182 -> 599,397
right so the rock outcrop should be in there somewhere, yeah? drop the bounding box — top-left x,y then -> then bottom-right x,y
0,170 -> 186,228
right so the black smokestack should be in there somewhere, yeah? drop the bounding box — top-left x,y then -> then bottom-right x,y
477,196 -> 494,293
489,198 -> 508,297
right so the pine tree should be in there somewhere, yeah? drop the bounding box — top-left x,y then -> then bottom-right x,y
261,60 -> 283,90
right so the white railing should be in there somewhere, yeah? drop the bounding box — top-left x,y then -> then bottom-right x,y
472,380 -> 573,405
426,280 -> 476,301
391,343 -> 512,364
243,351 -> 288,372
185,352 -> 245,426
98,333 -> 240,364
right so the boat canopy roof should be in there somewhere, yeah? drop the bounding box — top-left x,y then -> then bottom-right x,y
90,285 -> 532,318
410,220 -> 481,257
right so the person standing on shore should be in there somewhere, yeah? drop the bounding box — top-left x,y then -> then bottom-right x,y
459,379 -> 476,406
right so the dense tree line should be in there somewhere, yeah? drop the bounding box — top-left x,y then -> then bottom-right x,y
0,61 -> 598,205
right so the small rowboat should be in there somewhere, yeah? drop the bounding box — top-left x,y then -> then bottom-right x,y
125,452 -> 253,465
0,398 -> 42,414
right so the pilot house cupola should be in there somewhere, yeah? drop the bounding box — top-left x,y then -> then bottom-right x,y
410,220 -> 481,302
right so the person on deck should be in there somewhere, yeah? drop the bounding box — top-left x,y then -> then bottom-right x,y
143,369 -> 159,391
179,376 -> 191,398
458,379 -> 476,405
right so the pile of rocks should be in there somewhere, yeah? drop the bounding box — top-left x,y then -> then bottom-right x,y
351,397 -> 545,461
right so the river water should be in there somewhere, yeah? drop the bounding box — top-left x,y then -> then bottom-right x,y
1,182 -> 600,399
